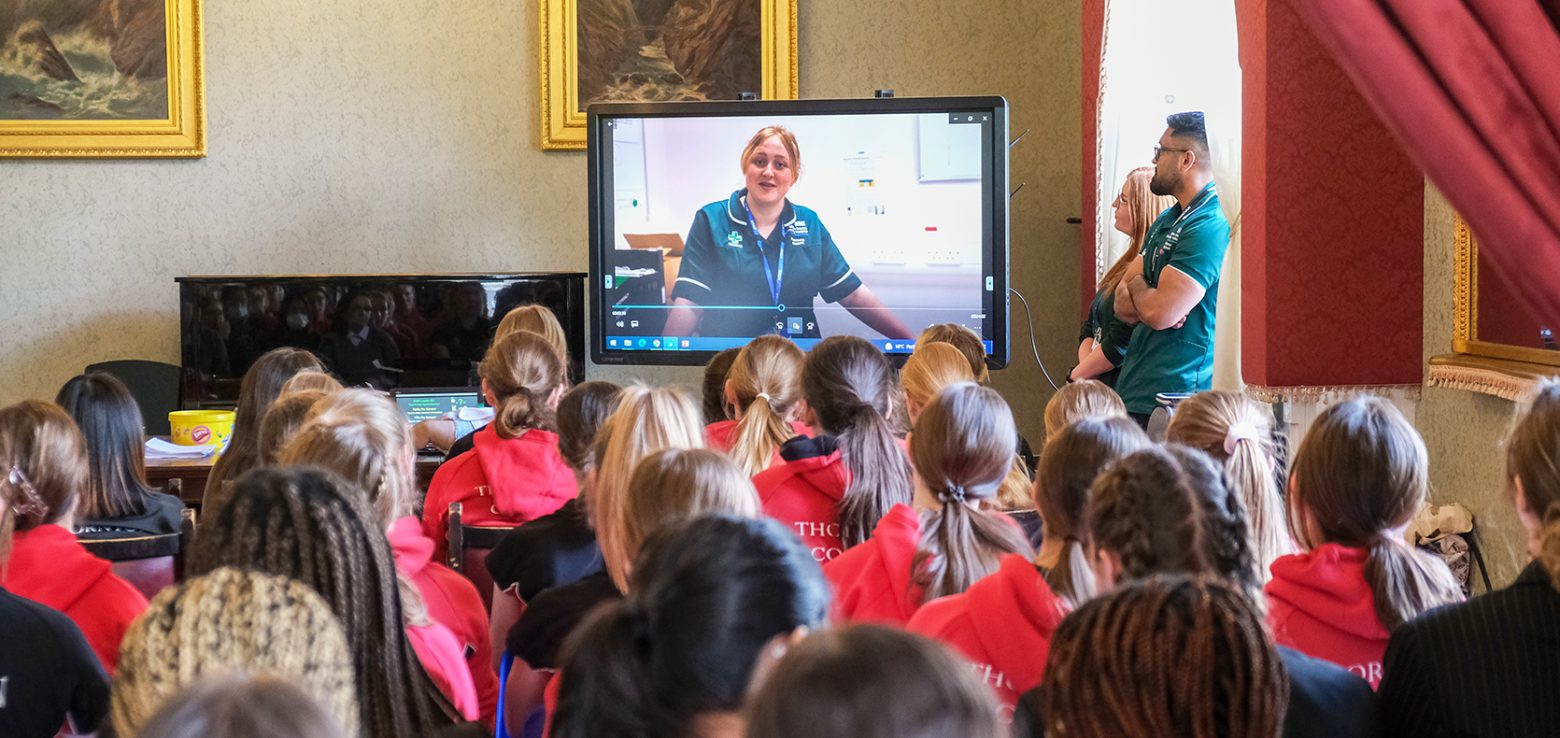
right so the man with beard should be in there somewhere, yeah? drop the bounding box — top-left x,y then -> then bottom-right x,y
1112,112 -> 1230,428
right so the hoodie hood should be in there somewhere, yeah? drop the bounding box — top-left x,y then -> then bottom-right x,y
1,524 -> 113,612
969,555 -> 1069,667
388,515 -> 433,577
472,425 -> 571,517
1266,543 -> 1388,641
769,435 -> 850,503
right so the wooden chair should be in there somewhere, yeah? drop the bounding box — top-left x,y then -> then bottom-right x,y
444,501 -> 518,611
79,508 -> 197,601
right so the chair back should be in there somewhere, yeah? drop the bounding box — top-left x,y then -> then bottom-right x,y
80,508 -> 196,600
85,359 -> 182,436
445,501 -> 517,611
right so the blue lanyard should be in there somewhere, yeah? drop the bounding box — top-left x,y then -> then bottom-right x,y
743,198 -> 786,306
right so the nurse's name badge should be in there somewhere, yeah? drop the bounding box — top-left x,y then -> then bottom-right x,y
790,221 -> 809,236
725,230 -> 743,248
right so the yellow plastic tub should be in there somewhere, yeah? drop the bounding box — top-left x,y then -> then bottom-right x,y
168,410 -> 235,448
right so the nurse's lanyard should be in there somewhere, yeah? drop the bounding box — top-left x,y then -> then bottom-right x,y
1149,182 -> 1218,272
743,198 -> 786,307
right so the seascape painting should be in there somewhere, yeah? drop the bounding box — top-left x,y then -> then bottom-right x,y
0,0 -> 170,120
576,0 -> 761,109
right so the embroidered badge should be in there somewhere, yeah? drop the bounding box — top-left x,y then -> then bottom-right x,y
790,221 -> 809,236
726,230 -> 743,248
791,236 -> 806,246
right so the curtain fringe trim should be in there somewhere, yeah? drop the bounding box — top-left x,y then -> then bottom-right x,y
1425,365 -> 1531,402
1245,383 -> 1423,403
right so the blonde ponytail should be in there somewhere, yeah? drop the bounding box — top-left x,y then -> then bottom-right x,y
479,330 -> 565,439
726,336 -> 805,476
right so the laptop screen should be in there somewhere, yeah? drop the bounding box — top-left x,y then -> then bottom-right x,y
393,389 -> 484,425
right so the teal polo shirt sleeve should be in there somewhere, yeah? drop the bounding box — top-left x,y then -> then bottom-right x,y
670,207 -> 718,303
1160,216 -> 1229,291
812,217 -> 861,303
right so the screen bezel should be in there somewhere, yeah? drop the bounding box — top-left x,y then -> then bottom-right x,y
586,96 -> 1010,369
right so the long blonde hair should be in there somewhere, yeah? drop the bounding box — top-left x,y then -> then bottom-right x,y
495,305 -> 569,363
614,449 -> 760,585
1289,397 -> 1462,629
1098,167 -> 1175,294
1167,391 -> 1292,581
910,383 -> 1033,602
590,386 -> 705,591
478,330 -> 566,439
725,335 -> 805,477
1508,378 -> 1560,591
276,389 -> 414,528
1043,380 -> 1127,441
901,343 -> 975,422
915,323 -> 989,384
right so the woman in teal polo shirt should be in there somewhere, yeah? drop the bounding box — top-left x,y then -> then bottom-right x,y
662,126 -> 912,341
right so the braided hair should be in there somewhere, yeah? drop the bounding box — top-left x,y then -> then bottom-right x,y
191,467 -> 448,738
111,567 -> 359,737
1042,575 -> 1288,738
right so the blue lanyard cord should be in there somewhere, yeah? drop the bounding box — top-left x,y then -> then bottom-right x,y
743,198 -> 786,306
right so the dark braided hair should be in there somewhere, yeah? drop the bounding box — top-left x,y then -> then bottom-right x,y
1042,575 -> 1287,738
192,466 -> 448,738
1086,445 -> 1261,599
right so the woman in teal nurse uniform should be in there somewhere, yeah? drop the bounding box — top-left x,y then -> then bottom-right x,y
662,126 -> 913,341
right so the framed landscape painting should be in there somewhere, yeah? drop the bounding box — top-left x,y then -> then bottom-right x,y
539,0 -> 797,151
0,0 -> 205,158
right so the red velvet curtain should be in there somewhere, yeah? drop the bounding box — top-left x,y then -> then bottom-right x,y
1285,0 -> 1560,325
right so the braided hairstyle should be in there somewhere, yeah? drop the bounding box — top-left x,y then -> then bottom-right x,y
478,330 -> 566,439
1032,415 -> 1150,607
111,567 -> 359,738
1288,397 -> 1461,629
802,336 -> 913,548
1086,445 -> 1261,600
1041,575 -> 1288,738
191,467 -> 448,738
1509,378 -> 1560,591
553,515 -> 828,738
910,383 -> 1032,601
725,335 -> 806,477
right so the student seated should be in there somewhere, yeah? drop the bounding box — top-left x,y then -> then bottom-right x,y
824,383 -> 1031,625
133,674 -> 349,738
55,373 -> 185,538
1266,397 -> 1462,687
0,400 -> 146,673
754,336 -> 912,563
552,515 -> 827,738
1378,378 -> 1560,736
202,347 -> 323,515
705,335 -> 809,476
1041,379 -> 1127,442
423,304 -> 568,458
746,625 -> 1005,738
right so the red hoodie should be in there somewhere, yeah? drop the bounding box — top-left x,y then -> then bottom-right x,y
1265,543 -> 1390,688
0,525 -> 147,673
907,554 -> 1069,717
422,425 -> 576,561
388,517 -> 498,728
822,504 -> 924,625
754,445 -> 851,563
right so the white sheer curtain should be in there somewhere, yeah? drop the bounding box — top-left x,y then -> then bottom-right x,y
1096,0 -> 1243,389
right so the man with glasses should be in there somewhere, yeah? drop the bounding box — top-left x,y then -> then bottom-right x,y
1112,111 -> 1231,428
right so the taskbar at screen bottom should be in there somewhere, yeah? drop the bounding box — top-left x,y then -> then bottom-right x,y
603,336 -> 994,354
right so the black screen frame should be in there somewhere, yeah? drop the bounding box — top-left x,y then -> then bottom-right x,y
586,96 -> 1010,369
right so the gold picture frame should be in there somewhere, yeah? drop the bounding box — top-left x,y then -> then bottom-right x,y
0,0 -> 205,158
539,0 -> 798,151
1450,214 -> 1560,367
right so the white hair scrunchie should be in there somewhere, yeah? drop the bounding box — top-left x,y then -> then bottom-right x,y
755,392 -> 772,403
1223,420 -> 1261,455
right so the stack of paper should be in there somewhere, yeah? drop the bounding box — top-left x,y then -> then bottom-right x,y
145,437 -> 220,459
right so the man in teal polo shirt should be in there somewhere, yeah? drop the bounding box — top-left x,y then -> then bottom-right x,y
1113,111 -> 1231,427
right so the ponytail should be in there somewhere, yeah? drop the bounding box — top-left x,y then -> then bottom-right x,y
727,335 -> 805,476
803,337 -> 912,548
1361,534 -> 1462,629
1034,416 -> 1150,606
1507,378 -> 1560,591
910,384 -> 1032,601
479,330 -> 565,439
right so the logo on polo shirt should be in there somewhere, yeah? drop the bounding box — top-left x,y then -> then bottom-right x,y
790,220 -> 809,236
725,230 -> 743,248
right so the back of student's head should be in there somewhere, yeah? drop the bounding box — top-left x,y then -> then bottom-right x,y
112,567 -> 358,737
1289,396 -> 1461,629
901,342 -> 975,421
258,390 -> 327,465
479,329 -> 566,438
1510,379 -> 1560,591
556,515 -> 829,738
589,385 -> 705,584
1043,380 -> 1127,440
803,335 -> 912,547
55,372 -> 158,521
276,388 -> 413,527
726,335 -> 806,476
608,448 -> 760,588
1040,575 -> 1287,738
916,323 -> 990,384
0,399 -> 87,531
556,380 -> 623,476
494,304 -> 569,361
193,466 -> 443,738
746,624 -> 1004,738
279,370 -> 344,397
1087,445 -> 1259,598
910,383 -> 1033,600
134,675 -> 349,738
1167,390 -> 1290,580
1034,415 -> 1151,606
701,347 -> 742,424
212,348 -> 323,488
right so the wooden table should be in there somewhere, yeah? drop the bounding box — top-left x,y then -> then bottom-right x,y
146,441 -> 445,510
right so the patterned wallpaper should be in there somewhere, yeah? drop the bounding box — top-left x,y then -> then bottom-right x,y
0,0 -> 1083,443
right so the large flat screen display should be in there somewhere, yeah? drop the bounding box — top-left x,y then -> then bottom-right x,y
588,96 -> 1009,367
